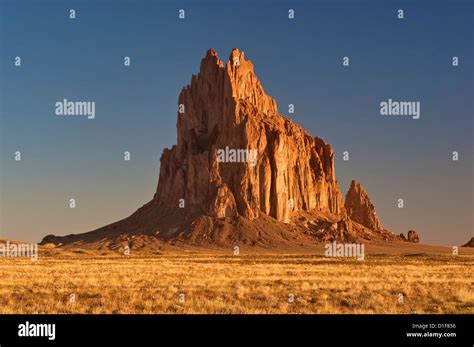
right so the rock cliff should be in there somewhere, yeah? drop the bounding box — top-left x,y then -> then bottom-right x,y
344,180 -> 383,231
41,49 -> 404,250
155,48 -> 344,224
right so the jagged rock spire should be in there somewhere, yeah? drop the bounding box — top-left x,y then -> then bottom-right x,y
344,180 -> 383,231
156,48 -> 344,222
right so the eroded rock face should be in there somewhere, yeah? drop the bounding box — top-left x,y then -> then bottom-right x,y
155,48 -> 344,223
40,48 -> 405,250
344,180 -> 383,231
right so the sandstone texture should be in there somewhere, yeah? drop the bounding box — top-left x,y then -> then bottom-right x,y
155,48 -> 343,224
344,180 -> 383,231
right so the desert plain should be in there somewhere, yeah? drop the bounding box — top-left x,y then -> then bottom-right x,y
0,242 -> 472,314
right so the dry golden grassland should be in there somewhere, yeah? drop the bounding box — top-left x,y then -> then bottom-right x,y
0,244 -> 472,314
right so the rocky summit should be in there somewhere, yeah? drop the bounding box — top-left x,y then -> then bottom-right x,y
41,48 -> 405,250
156,48 -> 343,223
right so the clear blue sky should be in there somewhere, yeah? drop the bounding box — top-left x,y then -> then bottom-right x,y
1,0 -> 472,245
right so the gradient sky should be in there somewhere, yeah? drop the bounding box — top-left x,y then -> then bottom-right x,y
1,0 -> 472,245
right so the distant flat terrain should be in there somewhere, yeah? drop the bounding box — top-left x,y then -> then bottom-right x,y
0,243 -> 472,314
